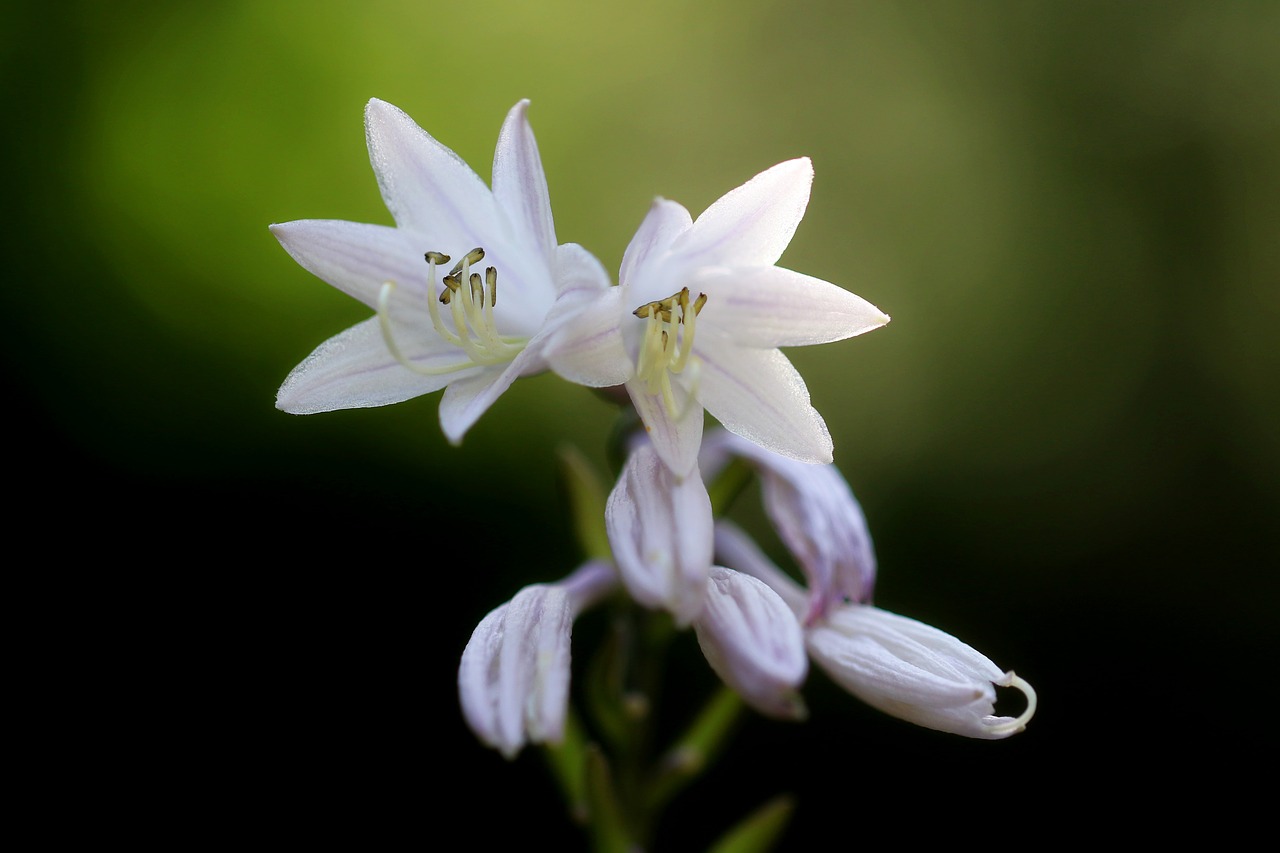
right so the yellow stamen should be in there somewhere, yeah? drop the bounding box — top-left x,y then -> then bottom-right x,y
631,287 -> 707,419
377,248 -> 527,374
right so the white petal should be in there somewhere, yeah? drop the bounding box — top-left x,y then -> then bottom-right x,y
807,605 -> 1036,739
694,567 -> 809,720
605,441 -> 713,625
437,336 -> 547,445
619,197 -> 693,288
672,158 -> 813,268
364,98 -> 502,246
457,583 -> 575,759
270,220 -> 426,309
492,99 -> 557,264
695,265 -> 890,348
694,335 -> 832,465
544,285 -> 633,388
276,317 -> 468,414
553,241 -> 614,299
626,379 -> 705,478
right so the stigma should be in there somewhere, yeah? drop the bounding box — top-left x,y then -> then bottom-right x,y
377,247 -> 528,376
632,287 -> 707,417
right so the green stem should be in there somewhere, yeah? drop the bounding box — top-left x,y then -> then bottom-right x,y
645,684 -> 745,813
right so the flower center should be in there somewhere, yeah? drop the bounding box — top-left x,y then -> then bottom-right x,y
378,247 -> 528,375
632,287 -> 707,417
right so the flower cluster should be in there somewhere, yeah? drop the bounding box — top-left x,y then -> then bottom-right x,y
272,99 -> 1034,844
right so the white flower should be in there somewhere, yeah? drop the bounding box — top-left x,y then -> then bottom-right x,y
714,520 -> 1036,739
605,439 -> 714,626
547,158 -> 890,475
271,98 -> 611,444
458,560 -> 617,759
693,567 -> 809,721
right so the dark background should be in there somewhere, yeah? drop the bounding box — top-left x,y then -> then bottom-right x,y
7,1 -> 1275,847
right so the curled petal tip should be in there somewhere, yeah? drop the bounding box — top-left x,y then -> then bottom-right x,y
985,671 -> 1037,737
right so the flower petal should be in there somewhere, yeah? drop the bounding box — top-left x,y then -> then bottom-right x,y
270,220 -> 426,309
437,335 -> 548,444
605,441 -> 713,625
695,265 -> 890,348
544,284 -> 633,388
694,335 -> 832,465
806,605 -> 1036,739
694,567 -> 809,720
672,158 -> 813,268
457,583 -> 575,759
626,379 -> 705,478
619,197 -> 693,288
364,98 -> 502,247
491,99 -> 557,265
553,241 -> 614,300
276,316 -> 468,414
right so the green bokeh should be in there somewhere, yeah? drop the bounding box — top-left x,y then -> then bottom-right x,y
9,0 -> 1277,844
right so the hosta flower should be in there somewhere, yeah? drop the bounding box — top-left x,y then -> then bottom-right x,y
547,158 -> 890,475
714,521 -> 1036,739
693,566 -> 809,721
605,439 -> 714,626
704,429 -> 1036,738
458,560 -> 617,759
805,604 -> 1036,739
271,98 -> 611,443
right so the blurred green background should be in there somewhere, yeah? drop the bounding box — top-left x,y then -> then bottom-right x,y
8,0 -> 1276,846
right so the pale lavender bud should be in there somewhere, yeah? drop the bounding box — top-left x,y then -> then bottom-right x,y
694,567 -> 809,720
606,440 -> 714,626
805,604 -> 1037,739
457,560 -> 618,759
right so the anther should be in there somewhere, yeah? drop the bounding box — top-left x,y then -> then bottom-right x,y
440,274 -> 461,305
630,287 -> 709,420
449,247 -> 485,277
407,245 -> 526,369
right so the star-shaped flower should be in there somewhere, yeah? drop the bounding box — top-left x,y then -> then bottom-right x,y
271,98 -> 611,443
547,158 -> 890,475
